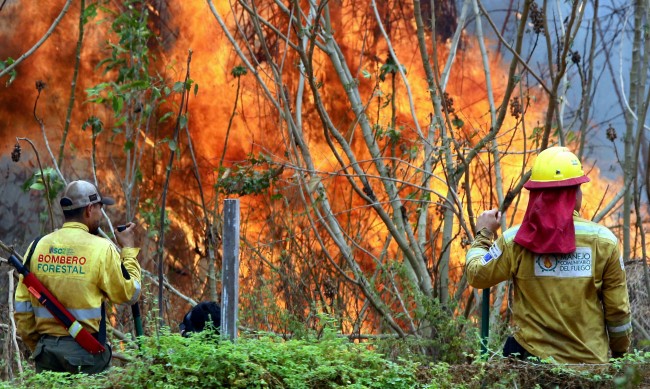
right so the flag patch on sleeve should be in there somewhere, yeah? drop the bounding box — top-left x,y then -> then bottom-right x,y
482,243 -> 502,265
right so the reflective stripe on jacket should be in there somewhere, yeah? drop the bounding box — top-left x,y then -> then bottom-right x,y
15,222 -> 141,351
466,211 -> 631,363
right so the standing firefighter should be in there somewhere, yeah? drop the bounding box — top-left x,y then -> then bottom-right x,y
14,180 -> 141,374
466,146 -> 632,363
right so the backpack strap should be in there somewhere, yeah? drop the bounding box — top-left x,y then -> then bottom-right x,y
24,236 -> 43,270
98,302 -> 106,345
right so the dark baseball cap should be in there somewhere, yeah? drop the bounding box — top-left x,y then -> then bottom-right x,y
59,180 -> 115,211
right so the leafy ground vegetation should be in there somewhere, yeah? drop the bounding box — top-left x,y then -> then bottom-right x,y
1,328 -> 649,389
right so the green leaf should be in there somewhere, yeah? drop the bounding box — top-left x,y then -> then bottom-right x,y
0,57 -> 13,69
528,127 -> 543,139
112,95 -> 124,114
231,65 -> 248,78
82,116 -> 103,135
82,3 -> 98,24
452,116 -> 464,129
124,140 -> 135,151
194,84 -> 199,96
85,83 -> 108,97
168,140 -> 177,151
114,115 -> 126,127
30,182 -> 45,191
6,69 -> 17,87
122,80 -> 149,90
172,81 -> 185,93
159,111 -> 174,123
565,131 -> 576,143
1,57 -> 18,86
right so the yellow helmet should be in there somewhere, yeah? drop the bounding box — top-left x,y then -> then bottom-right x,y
524,146 -> 590,189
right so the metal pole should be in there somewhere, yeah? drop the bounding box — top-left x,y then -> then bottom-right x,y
131,303 -> 144,337
221,199 -> 240,342
481,287 -> 490,355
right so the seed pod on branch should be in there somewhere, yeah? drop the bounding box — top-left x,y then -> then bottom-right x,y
35,80 -> 46,92
442,92 -> 455,115
529,2 -> 545,34
510,97 -> 522,120
570,51 -> 581,64
606,124 -> 617,142
11,143 -> 21,162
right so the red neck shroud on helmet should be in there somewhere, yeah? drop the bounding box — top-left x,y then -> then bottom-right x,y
513,187 -> 579,254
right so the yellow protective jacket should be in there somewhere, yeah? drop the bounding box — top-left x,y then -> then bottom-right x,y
466,211 -> 632,363
14,222 -> 141,351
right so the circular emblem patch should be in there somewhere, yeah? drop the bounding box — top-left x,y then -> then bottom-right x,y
536,254 -> 557,272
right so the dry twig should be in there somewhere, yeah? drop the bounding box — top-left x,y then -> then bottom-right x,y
0,0 -> 74,79
8,269 -> 24,376
15,137 -> 55,231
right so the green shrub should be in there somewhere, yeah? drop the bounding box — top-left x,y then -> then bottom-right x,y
5,329 -> 427,389
3,332 -> 649,388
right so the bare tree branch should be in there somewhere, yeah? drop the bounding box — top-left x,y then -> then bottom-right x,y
0,0 -> 74,79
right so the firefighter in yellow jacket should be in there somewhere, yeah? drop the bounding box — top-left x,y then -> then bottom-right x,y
15,180 -> 141,374
466,147 -> 632,363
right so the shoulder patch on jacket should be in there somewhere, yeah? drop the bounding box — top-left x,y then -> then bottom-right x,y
482,243 -> 502,265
